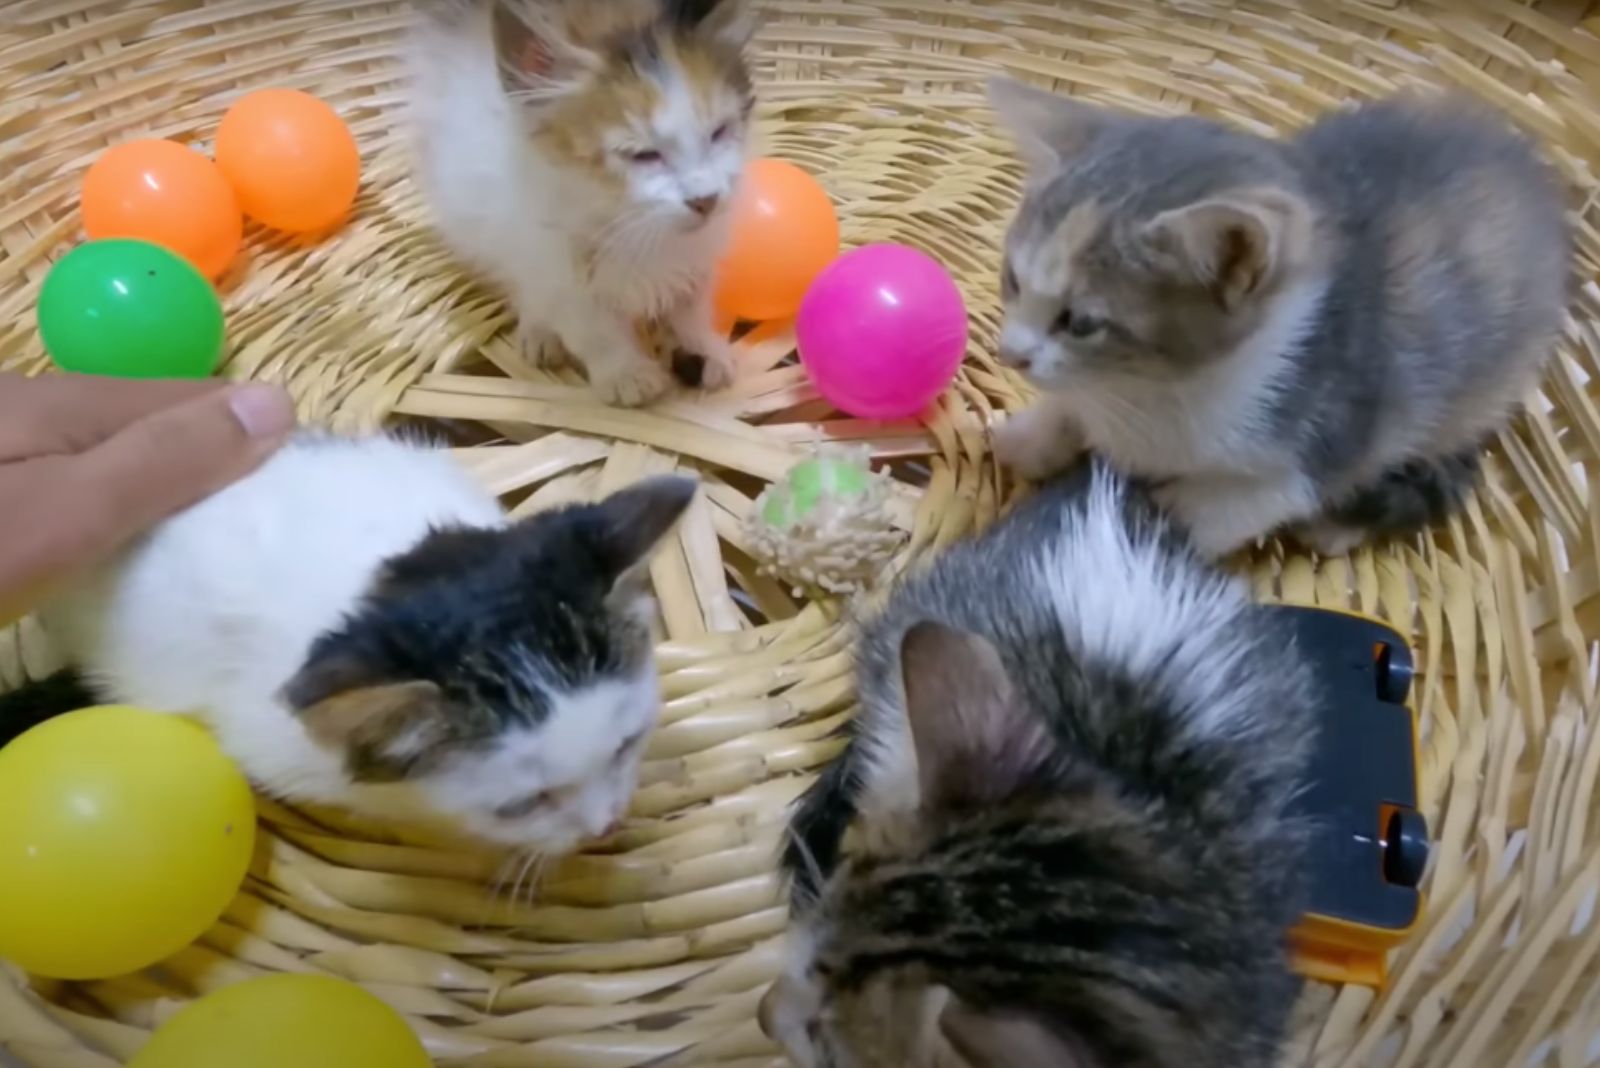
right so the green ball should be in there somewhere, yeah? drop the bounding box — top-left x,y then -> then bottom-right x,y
37,239 -> 225,379
764,457 -> 871,527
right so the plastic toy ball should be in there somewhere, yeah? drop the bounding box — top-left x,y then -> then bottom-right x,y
128,974 -> 431,1068
0,707 -> 255,980
38,239 -> 225,379
82,139 -> 241,280
713,158 -> 840,323
216,89 -> 361,233
796,243 -> 968,420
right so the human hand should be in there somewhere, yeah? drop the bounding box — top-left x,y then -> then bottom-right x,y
0,374 -> 296,624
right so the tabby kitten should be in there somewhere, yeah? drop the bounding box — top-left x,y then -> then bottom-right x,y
763,463 -> 1316,1068
410,0 -> 756,406
988,79 -> 1570,558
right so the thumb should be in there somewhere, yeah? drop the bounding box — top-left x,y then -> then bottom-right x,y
78,383 -> 296,537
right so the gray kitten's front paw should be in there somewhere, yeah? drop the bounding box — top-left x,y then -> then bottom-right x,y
993,411 -> 1085,481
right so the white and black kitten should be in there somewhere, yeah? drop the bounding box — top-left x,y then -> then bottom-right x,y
989,80 -> 1570,557
0,435 -> 693,854
763,463 -> 1317,1068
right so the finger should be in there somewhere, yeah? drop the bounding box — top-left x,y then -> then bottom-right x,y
0,373 -> 225,461
67,383 -> 297,553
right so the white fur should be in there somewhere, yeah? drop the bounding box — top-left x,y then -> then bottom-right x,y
1035,467 -> 1265,738
41,437 -> 656,851
408,4 -> 750,406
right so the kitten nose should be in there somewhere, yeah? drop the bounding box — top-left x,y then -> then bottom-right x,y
999,345 -> 1033,372
685,193 -> 720,218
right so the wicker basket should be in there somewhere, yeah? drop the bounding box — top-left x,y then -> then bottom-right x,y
3,2 -> 1600,1065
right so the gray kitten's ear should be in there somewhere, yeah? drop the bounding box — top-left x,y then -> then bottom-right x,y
987,76 -> 1111,175
899,621 -> 1055,809
942,1000 -> 1098,1068
593,475 -> 699,582
1140,187 -> 1315,311
284,658 -> 453,783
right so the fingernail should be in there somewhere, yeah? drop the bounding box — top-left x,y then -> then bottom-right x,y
227,384 -> 295,439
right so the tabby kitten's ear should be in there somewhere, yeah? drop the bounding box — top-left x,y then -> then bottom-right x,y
900,621 -> 1056,809
987,76 -> 1113,176
1140,187 -> 1315,311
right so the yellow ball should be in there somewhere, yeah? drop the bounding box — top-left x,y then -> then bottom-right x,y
0,706 -> 255,979
129,974 -> 432,1067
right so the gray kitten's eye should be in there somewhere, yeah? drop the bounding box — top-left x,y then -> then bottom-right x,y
1001,263 -> 1018,297
711,121 -> 733,142
1068,314 -> 1104,339
629,148 -> 664,165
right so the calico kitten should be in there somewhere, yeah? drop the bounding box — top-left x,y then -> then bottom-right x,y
1,435 -> 694,854
762,463 -> 1316,1068
410,0 -> 757,406
988,80 -> 1570,558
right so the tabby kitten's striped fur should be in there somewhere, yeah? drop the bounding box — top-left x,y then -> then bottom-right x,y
763,464 -> 1317,1068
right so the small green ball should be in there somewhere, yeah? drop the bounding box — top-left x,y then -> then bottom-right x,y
767,458 -> 871,527
38,239 -> 225,379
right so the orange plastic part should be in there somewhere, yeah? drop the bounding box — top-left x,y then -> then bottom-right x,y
81,139 -> 242,280
713,158 -> 840,324
216,89 -> 361,233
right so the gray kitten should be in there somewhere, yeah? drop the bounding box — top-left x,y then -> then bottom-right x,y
762,463 -> 1316,1068
988,79 -> 1570,558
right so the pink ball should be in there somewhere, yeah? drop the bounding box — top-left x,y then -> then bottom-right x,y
796,243 -> 968,420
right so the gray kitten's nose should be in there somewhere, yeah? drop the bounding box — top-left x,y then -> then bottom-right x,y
685,194 -> 721,217
999,345 -> 1033,372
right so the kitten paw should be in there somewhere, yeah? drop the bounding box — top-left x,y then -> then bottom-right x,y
671,342 -> 736,391
1295,520 -> 1367,558
592,360 -> 672,407
518,323 -> 570,370
993,415 -> 1084,482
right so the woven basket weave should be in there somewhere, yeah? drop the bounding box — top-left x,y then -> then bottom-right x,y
4,2 -> 1600,1065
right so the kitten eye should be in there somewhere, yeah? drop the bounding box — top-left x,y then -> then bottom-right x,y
1052,308 -> 1075,333
1068,314 -> 1104,339
711,121 -> 733,142
494,790 -> 554,821
629,148 -> 664,165
1001,262 -> 1018,298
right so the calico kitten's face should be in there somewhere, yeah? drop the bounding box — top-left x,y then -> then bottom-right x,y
496,0 -> 755,228
987,78 -> 1317,388
282,477 -> 696,852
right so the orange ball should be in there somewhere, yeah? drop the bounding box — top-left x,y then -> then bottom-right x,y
714,158 -> 841,324
216,89 -> 361,233
82,140 -> 241,281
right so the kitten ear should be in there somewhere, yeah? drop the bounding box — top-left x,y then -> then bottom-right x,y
942,1000 -> 1099,1068
284,657 -> 454,783
592,475 -> 698,583
682,0 -> 758,51
900,621 -> 1055,809
491,1 -> 600,95
987,76 -> 1110,175
1140,187 -> 1314,311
